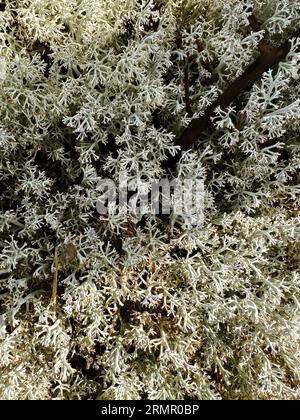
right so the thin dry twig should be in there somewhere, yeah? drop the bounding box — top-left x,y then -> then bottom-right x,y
52,245 -> 58,316
248,13 -> 271,55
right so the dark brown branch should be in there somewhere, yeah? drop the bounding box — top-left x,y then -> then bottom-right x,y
177,42 -> 292,150
248,13 -> 271,55
163,29 -> 299,171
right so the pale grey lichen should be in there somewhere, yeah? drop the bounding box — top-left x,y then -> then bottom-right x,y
0,0 -> 299,400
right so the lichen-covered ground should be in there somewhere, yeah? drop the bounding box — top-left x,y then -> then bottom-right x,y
0,0 -> 299,399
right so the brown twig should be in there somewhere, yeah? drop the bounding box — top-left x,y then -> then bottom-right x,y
163,28 -> 299,170
52,245 -> 58,316
248,13 -> 271,55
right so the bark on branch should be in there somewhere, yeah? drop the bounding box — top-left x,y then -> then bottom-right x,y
163,28 -> 300,170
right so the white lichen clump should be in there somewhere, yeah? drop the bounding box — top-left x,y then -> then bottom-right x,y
0,0 -> 300,400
